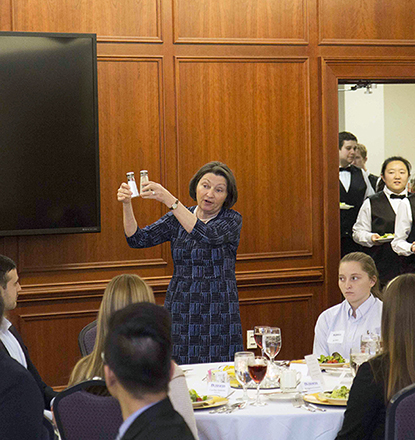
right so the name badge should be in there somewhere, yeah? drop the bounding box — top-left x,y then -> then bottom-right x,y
327,330 -> 345,344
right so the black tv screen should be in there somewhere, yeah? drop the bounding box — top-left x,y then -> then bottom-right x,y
0,31 -> 100,236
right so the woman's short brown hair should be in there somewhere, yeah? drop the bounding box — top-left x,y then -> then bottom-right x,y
189,161 -> 238,209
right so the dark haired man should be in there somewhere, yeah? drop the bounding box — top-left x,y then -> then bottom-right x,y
0,254 -> 57,409
103,302 -> 195,440
339,132 -> 375,257
0,294 -> 46,439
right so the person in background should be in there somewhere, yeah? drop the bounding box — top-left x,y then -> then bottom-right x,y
103,302 -> 195,440
352,143 -> 379,192
391,191 -> 415,275
117,161 -> 243,364
68,274 -> 198,440
0,255 -> 57,410
0,294 -> 46,440
336,273 -> 415,440
313,252 -> 382,358
339,133 -> 375,257
353,156 -> 411,286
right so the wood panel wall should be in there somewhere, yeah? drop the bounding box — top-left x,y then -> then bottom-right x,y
2,0 -> 415,388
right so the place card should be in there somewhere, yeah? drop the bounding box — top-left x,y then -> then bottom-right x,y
304,354 -> 326,388
301,380 -> 324,394
207,381 -> 231,397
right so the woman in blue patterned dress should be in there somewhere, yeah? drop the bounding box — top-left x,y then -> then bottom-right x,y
117,162 -> 243,364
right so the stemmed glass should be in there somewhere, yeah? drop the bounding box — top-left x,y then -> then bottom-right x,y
360,331 -> 381,356
234,351 -> 255,402
349,348 -> 370,377
247,356 -> 268,406
263,327 -> 282,365
254,326 -> 270,357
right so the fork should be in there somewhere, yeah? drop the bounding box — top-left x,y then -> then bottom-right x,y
225,400 -> 248,413
292,394 -> 315,412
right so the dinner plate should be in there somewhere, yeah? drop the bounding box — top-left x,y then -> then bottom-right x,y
192,396 -> 228,410
265,391 -> 299,400
317,392 -> 348,406
303,393 -> 348,407
373,235 -> 394,244
340,203 -> 354,210
319,362 -> 348,368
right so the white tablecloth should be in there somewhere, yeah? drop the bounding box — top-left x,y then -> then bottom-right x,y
183,362 -> 349,440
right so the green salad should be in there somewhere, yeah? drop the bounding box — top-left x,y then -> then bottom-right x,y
318,352 -> 345,364
189,389 -> 208,402
324,386 -> 350,399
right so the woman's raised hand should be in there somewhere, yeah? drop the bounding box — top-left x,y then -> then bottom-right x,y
141,181 -> 176,207
117,182 -> 133,204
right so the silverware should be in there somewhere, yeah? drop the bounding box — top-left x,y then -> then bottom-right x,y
304,401 -> 326,412
292,394 -> 315,412
225,400 -> 248,413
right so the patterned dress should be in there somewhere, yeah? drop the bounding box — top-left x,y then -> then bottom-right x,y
126,206 -> 244,364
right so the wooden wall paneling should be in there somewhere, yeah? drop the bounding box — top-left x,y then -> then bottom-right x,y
18,310 -> 99,387
16,56 -> 171,276
0,0 -> 12,30
175,57 -> 313,261
10,0 -> 162,42
321,56 -> 415,307
173,0 -> 308,44
318,0 -> 415,45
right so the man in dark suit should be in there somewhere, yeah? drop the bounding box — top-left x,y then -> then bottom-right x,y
339,132 -> 375,257
0,255 -> 57,410
0,294 -> 46,440
103,302 -> 195,440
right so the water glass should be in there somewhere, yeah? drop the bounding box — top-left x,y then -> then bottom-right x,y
234,351 -> 254,402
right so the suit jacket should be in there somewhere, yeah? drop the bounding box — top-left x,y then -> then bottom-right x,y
122,397 -> 195,440
0,324 -> 57,409
0,350 -> 45,440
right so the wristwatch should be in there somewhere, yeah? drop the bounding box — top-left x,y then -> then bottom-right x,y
170,199 -> 179,210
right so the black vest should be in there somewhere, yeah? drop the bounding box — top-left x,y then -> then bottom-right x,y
340,165 -> 367,237
367,192 -> 400,285
400,194 -> 415,275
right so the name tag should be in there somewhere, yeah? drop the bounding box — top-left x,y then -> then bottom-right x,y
301,380 -> 324,393
328,331 -> 345,344
207,381 -> 231,397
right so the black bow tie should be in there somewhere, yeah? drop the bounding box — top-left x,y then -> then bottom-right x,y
390,194 -> 406,200
339,167 -> 351,172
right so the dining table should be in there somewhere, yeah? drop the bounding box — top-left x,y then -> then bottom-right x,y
183,361 -> 352,440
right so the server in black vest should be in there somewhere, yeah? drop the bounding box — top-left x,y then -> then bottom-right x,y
353,157 -> 411,286
392,192 -> 415,275
0,255 -> 57,410
339,132 -> 375,257
353,143 -> 380,192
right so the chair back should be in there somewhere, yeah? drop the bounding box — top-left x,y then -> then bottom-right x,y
43,416 -> 57,440
386,383 -> 415,439
78,320 -> 97,356
54,379 -> 123,440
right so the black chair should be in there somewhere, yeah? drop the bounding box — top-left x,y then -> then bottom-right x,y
78,320 -> 97,356
54,379 -> 123,440
385,383 -> 415,439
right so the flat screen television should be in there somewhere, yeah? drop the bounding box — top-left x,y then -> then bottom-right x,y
0,31 -> 100,236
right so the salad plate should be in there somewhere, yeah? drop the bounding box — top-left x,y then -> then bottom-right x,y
304,393 -> 348,407
373,234 -> 394,244
340,203 -> 354,210
192,396 -> 228,409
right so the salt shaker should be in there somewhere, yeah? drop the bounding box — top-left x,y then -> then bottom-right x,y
140,170 -> 149,195
126,172 -> 139,198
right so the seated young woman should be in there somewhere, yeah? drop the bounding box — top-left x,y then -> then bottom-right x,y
313,252 -> 383,359
68,274 -> 198,440
336,273 -> 415,439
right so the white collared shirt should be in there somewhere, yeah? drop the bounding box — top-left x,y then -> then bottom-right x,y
391,197 -> 414,256
339,166 -> 375,197
313,295 -> 382,358
353,187 -> 408,247
0,317 -> 27,368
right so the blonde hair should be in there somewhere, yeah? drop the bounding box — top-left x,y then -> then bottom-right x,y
339,252 -> 382,299
68,274 -> 155,386
381,274 -> 415,401
354,143 -> 368,160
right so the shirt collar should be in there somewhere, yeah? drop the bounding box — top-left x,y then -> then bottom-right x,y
117,400 -> 159,440
384,186 -> 408,198
0,317 -> 12,333
346,294 -> 376,319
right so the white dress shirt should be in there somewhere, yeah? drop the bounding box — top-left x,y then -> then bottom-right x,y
0,317 -> 27,368
339,167 -> 375,197
353,187 -> 408,247
391,197 -> 415,256
313,295 -> 382,358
